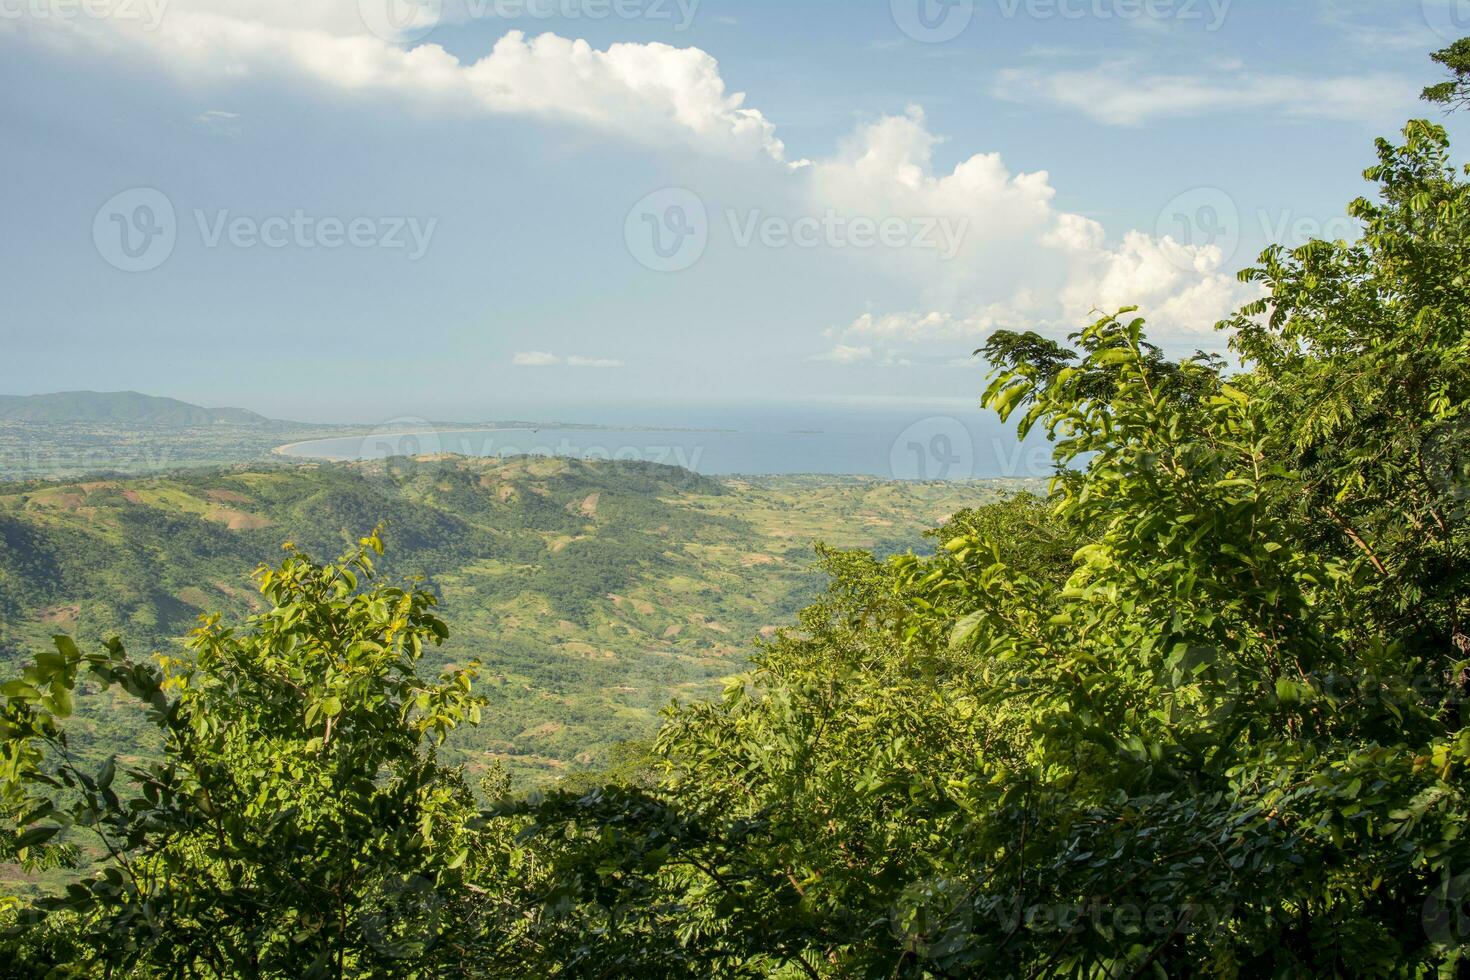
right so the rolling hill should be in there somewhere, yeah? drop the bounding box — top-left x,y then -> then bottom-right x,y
0,455 -> 1027,783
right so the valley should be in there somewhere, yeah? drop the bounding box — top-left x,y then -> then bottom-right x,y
0,455 -> 1029,783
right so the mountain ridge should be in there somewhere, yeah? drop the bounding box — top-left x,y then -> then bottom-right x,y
0,391 -> 279,426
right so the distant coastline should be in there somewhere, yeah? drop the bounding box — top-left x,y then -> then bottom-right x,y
272,426 -> 521,459
273,422 -> 740,460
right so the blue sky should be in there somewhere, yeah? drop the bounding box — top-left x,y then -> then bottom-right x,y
1,0 -> 1466,422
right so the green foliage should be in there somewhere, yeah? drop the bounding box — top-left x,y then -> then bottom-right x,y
1424,37 -> 1470,110
506,118 -> 1470,975
0,533 -> 506,976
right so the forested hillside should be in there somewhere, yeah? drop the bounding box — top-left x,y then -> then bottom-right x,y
0,457 -> 999,782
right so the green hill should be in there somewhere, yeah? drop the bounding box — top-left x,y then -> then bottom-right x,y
0,391 -> 277,426
0,455 -> 1022,783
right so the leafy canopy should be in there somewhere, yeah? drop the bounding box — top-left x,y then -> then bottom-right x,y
1,533 -> 501,978
509,86 -> 1470,979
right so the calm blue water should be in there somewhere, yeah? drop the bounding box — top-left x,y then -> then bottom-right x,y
284,400 -> 1055,480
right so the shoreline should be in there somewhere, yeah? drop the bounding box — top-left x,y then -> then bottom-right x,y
271,426 -> 527,459
272,423 -> 741,460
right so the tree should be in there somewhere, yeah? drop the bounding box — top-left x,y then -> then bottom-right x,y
1424,38 -> 1470,110
0,532 -> 498,978
513,119 -> 1470,979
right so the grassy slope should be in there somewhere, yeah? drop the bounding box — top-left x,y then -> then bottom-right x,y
0,456 -> 1028,784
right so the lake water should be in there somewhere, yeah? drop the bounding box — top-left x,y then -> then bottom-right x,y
281,400 -> 1056,480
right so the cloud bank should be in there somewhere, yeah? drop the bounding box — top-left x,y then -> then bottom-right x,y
803,108 -> 1255,365
6,0 -> 787,161
6,3 -> 1262,367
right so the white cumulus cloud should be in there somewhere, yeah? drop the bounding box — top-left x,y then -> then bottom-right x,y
805,108 -> 1257,365
7,2 -> 788,162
